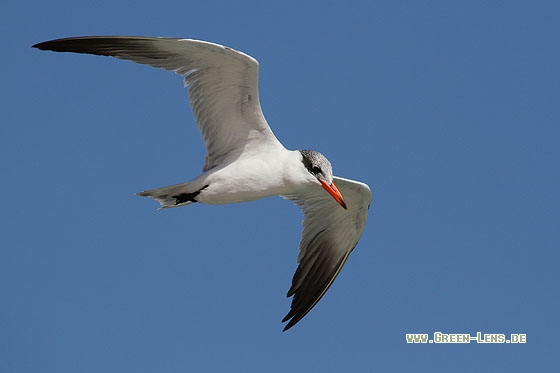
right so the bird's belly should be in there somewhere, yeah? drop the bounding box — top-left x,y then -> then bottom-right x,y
195,160 -> 292,205
197,187 -> 276,204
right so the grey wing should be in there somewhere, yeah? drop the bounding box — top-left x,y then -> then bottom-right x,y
282,177 -> 372,331
32,36 -> 283,171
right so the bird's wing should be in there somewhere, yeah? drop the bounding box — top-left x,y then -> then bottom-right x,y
32,36 -> 283,171
282,176 -> 372,331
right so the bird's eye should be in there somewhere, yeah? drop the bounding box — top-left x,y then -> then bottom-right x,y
312,166 -> 322,174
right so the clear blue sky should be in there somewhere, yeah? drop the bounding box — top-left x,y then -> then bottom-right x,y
2,1 -> 559,372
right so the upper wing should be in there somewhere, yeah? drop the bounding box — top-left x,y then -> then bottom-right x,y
282,176 -> 372,331
32,36 -> 283,171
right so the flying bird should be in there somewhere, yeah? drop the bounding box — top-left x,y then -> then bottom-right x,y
33,36 -> 372,331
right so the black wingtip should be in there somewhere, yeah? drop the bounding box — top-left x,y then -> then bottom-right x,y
32,39 -> 66,52
31,37 -> 113,55
282,321 -> 295,332
281,310 -> 303,331
31,38 -> 89,53
282,314 -> 304,332
32,39 -> 71,51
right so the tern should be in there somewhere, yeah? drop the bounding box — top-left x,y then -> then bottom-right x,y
33,36 -> 372,331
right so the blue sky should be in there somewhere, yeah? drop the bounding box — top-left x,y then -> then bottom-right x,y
2,1 -> 559,372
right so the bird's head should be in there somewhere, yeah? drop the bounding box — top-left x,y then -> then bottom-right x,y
299,150 -> 347,209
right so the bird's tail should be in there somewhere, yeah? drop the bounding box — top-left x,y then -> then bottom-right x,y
136,181 -> 199,209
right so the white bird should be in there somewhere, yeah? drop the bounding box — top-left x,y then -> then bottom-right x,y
33,36 -> 372,331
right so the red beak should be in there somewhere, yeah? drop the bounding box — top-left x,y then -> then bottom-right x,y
319,179 -> 348,210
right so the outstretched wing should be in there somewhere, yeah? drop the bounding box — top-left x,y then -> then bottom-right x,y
33,36 -> 283,171
282,176 -> 372,331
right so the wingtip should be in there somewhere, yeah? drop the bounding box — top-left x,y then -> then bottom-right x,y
32,40 -> 61,51
282,314 -> 305,331
32,39 -> 63,50
281,309 -> 303,331
282,319 -> 297,332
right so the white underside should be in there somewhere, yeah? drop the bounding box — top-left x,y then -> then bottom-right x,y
138,147 -> 319,208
